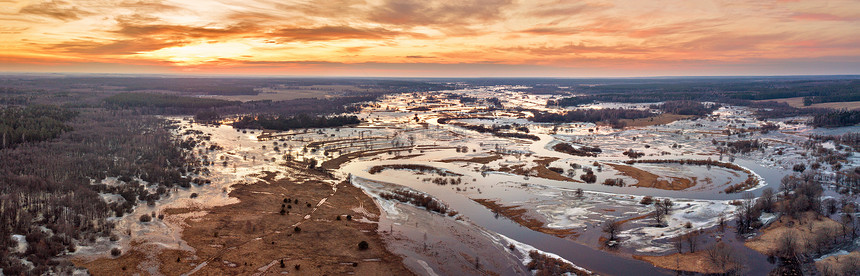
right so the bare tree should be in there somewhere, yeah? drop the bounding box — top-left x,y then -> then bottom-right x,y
736,192 -> 759,234
706,241 -> 740,274
760,187 -> 775,213
602,219 -> 622,243
775,230 -> 801,260
684,230 -> 699,253
653,200 -> 667,226
651,209 -> 666,227
841,204 -> 857,239
780,175 -> 799,194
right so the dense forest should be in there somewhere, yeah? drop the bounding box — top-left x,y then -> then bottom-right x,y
810,110 -> 860,128
0,77 -> 452,97
530,108 -> 654,123
540,77 -> 859,120
104,93 -> 239,109
0,111 -> 193,274
0,105 -> 78,148
652,101 -> 720,116
232,114 -> 361,131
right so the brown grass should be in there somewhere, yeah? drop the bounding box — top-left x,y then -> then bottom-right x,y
635,251 -> 729,274
606,163 -> 695,190
472,198 -> 578,238
496,163 -> 580,183
755,97 -> 860,110
816,251 -> 860,274
389,154 -> 424,160
745,212 -> 842,255
321,145 -> 454,170
73,171 -> 413,276
439,154 -> 502,164
533,157 -> 559,167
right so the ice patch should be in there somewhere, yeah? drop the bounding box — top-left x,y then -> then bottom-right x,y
497,234 -> 591,274
12,234 -> 27,253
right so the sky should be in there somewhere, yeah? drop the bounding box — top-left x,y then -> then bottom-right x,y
1,0 -> 859,77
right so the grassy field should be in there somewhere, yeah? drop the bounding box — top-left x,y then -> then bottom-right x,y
605,163 -> 695,190
755,97 -> 860,110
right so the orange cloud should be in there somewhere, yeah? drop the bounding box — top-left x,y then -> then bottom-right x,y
18,0 -> 92,21
791,12 -> 858,22
1,0 -> 858,76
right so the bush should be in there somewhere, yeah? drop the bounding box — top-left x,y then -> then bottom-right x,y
139,214 -> 152,222
640,196 -> 654,205
580,171 -> 597,183
358,241 -> 369,250
110,248 -> 122,256
602,178 -> 625,187
793,164 -> 806,173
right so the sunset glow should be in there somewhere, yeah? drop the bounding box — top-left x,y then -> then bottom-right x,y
2,0 -> 859,76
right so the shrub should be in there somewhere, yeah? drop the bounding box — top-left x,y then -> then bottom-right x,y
640,196 -> 654,205
358,241 -> 369,250
793,164 -> 806,173
111,248 -> 122,256
580,171 -> 597,183
602,178 -> 625,187
139,214 -> 152,222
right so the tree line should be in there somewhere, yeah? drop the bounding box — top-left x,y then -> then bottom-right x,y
810,110 -> 860,128
436,119 -> 539,141
232,114 -> 360,131
530,108 -> 654,124
651,101 -> 720,116
104,93 -> 238,109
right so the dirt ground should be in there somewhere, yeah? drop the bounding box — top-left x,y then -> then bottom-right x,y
73,169 -> 413,276
472,198 -> 578,238
606,163 -> 694,190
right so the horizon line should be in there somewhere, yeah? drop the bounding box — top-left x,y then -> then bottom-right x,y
2,71 -> 860,80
